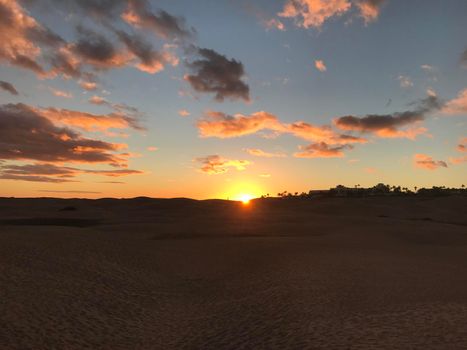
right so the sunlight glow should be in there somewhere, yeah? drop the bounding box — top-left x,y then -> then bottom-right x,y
238,193 -> 253,204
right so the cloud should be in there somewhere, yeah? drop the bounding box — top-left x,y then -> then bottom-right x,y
364,167 -> 377,174
461,48 -> 467,69
294,142 -> 353,158
0,0 -> 51,75
413,154 -> 448,170
71,26 -> 129,69
355,0 -> 386,24
334,96 -> 441,139
457,137 -> 467,153
114,30 -> 178,73
178,109 -> 190,117
244,148 -> 287,158
442,88 -> 467,115
449,138 -> 467,164
195,155 -> 250,174
197,110 -> 368,151
50,87 -> 72,98
398,75 -> 413,88
147,146 -> 158,151
0,103 -> 129,166
38,190 -> 101,194
279,0 -> 351,29
79,80 -> 98,91
0,163 -> 142,182
122,2 -> 195,41
0,80 -> 18,95
449,156 -> 467,165
197,111 -> 282,138
89,95 -> 107,105
39,106 -> 143,132
259,173 -> 271,178
287,121 -> 368,144
185,47 -> 250,102
242,3 -> 285,31
263,18 -> 286,31
315,59 -> 327,72
421,64 -> 435,72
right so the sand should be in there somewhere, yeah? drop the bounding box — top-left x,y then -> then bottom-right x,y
1,196 -> 467,349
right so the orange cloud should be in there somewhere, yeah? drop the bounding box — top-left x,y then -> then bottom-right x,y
375,126 -> 429,140
442,88 -> 467,115
79,80 -> 98,91
197,111 -> 283,138
356,0 -> 386,25
413,154 -> 448,170
315,60 -> 327,72
449,156 -> 467,165
50,88 -> 72,98
39,107 -> 142,133
178,109 -> 190,117
244,149 -> 287,158
287,121 -> 367,144
195,155 -> 250,174
279,0 -> 351,29
89,95 -> 107,105
0,0 -> 51,76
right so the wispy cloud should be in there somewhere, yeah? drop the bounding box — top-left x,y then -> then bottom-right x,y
244,148 -> 287,158
294,142 -> 352,158
0,80 -> 19,95
195,155 -> 250,174
413,154 -> 447,170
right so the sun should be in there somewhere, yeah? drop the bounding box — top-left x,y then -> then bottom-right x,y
238,193 -> 253,204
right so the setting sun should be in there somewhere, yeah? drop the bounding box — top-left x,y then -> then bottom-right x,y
238,194 -> 253,204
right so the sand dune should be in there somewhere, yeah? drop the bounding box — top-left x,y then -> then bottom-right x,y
1,196 -> 467,349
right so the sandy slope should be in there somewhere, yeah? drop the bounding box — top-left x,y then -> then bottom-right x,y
1,196 -> 467,349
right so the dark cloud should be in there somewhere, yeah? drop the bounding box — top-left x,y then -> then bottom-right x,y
0,80 -> 18,95
122,2 -> 195,41
0,174 -> 75,183
461,48 -> 467,68
37,190 -> 101,194
334,96 -> 441,139
25,24 -> 65,48
0,103 -> 128,166
185,48 -> 250,102
294,142 -> 353,158
0,162 -> 143,182
114,30 -> 178,73
72,26 -> 126,69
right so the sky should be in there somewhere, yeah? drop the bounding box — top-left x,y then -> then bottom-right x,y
0,0 -> 466,200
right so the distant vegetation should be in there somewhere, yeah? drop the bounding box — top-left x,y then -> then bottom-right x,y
261,183 -> 467,199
